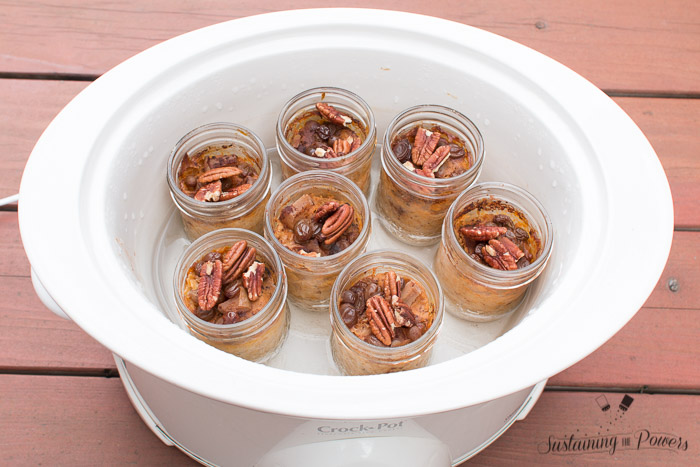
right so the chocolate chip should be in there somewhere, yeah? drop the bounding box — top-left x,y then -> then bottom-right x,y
514,228 -> 530,241
293,218 -> 314,243
493,215 -> 515,230
364,283 -> 382,301
194,307 -> 215,322
223,281 -> 241,299
448,144 -> 465,159
365,335 -> 384,347
407,325 -> 423,341
339,303 -> 358,327
341,290 -> 356,304
304,119 -> 320,131
316,125 -> 331,140
392,140 -> 411,163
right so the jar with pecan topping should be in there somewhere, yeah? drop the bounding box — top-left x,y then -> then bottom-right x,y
275,87 -> 376,195
264,170 -> 371,311
374,105 -> 484,245
173,228 -> 289,362
330,250 -> 444,375
434,182 -> 553,322
167,123 -> 272,241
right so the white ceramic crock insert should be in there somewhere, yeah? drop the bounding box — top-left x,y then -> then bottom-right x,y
19,9 -> 672,466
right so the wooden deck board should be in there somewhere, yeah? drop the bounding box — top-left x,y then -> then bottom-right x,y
0,79 -> 88,198
1,375 -> 697,465
1,1 -> 699,94
2,81 -> 699,226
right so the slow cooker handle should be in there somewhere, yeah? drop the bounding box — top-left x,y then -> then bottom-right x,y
31,267 -> 72,321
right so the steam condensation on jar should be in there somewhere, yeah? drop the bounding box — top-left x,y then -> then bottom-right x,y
330,250 -> 444,375
434,182 -> 553,322
276,87 -> 377,195
167,123 -> 272,241
374,105 -> 484,246
174,229 -> 289,362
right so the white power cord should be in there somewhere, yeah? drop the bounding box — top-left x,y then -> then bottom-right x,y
0,194 -> 19,206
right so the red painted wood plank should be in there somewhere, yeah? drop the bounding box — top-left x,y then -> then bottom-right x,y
0,375 -> 194,465
613,97 -> 700,229
466,392 -> 700,465
1,375 -> 697,465
1,1 -> 699,94
0,79 -> 89,198
550,307 -> 700,390
0,275 -> 115,372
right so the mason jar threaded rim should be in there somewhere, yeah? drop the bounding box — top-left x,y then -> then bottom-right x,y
167,122 -> 271,219
381,104 -> 485,198
275,86 -> 377,173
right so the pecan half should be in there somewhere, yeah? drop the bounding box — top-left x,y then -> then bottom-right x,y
223,246 -> 256,284
219,183 -> 252,201
482,240 -> 518,270
321,203 -> 354,244
197,166 -> 243,184
242,261 -> 265,302
498,236 -> 525,261
459,225 -> 507,242
198,260 -> 223,311
383,270 -> 400,300
222,241 -> 247,272
312,201 -> 340,223
194,180 -> 222,202
316,102 -> 352,126
411,128 -> 440,166
332,138 -> 352,156
366,295 -> 395,346
420,145 -> 451,177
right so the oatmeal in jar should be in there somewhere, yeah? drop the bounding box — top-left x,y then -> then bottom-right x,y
330,250 -> 444,375
434,182 -> 553,322
276,87 -> 376,194
264,170 -> 371,311
374,105 -> 484,246
174,229 -> 289,362
167,123 -> 271,241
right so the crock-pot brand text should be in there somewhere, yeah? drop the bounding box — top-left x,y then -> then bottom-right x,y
317,421 -> 405,434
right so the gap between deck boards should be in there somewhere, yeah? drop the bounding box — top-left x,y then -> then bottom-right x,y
0,369 -> 696,396
1,73 -> 700,100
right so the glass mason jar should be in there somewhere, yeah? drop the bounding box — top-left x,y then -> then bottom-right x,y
275,87 -> 377,195
173,228 -> 289,362
374,105 -> 484,246
434,182 -> 554,322
264,170 -> 371,311
167,123 -> 272,241
330,250 -> 444,376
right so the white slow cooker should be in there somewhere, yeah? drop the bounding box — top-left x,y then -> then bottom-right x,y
19,9 -> 673,467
